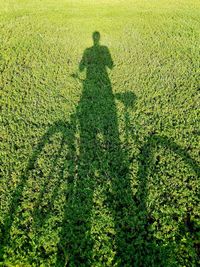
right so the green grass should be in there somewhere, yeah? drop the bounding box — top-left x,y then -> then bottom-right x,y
0,0 -> 200,266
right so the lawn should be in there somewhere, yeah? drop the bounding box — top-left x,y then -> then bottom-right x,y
0,0 -> 200,266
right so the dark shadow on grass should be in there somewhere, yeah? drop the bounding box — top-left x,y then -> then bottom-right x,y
56,31 -> 137,266
1,32 -> 199,266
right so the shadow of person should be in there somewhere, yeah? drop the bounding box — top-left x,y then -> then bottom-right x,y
56,31 -> 138,266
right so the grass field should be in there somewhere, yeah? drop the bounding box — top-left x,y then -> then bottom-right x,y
0,0 -> 200,266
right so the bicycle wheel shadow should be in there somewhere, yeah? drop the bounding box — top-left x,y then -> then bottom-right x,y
1,32 -> 199,266
0,119 -> 77,262
136,134 -> 200,266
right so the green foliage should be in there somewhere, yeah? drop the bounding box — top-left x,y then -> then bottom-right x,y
0,0 -> 200,266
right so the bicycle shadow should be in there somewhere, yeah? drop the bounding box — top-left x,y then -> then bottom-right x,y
1,32 -> 199,266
